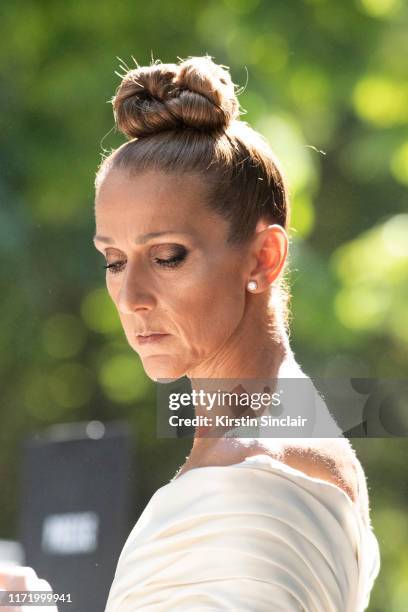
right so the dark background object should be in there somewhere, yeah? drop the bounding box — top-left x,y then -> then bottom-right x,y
18,421 -> 133,612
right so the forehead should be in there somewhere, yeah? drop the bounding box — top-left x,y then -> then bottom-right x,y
96,168 -> 203,216
94,168 -> 228,241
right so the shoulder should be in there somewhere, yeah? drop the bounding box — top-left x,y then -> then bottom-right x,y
210,437 -> 366,513
274,439 -> 361,504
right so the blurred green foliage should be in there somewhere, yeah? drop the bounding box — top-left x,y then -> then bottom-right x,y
1,1 -> 407,609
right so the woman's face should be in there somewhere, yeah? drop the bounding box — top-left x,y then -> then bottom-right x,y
94,168 -> 250,381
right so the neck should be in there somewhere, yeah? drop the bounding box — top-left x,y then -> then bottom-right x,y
185,296 -> 304,454
187,294 -> 292,380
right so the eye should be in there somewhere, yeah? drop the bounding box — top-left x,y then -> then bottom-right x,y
103,261 -> 125,274
153,245 -> 188,268
101,246 -> 188,275
153,254 -> 186,268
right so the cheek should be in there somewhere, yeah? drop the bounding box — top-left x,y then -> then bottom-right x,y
106,276 -> 118,300
170,270 -> 246,355
105,278 -> 133,336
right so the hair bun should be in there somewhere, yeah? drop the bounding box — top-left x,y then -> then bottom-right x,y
112,55 -> 241,139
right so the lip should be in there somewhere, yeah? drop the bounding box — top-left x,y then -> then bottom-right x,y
135,333 -> 170,345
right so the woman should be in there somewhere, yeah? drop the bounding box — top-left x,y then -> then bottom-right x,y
0,57 -> 380,612
90,56 -> 379,612
93,55 -> 380,611
0,54 -> 380,612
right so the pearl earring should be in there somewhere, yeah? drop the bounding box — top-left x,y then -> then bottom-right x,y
247,280 -> 258,292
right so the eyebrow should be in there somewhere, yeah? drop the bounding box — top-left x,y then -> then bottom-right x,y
93,231 -> 189,245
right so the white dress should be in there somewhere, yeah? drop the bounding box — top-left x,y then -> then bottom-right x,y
104,454 -> 380,611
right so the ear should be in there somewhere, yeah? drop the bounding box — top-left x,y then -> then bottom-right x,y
247,221 -> 288,291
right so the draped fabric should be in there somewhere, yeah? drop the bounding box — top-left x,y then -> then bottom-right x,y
105,454 -> 380,611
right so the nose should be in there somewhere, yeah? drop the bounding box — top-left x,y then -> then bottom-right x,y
115,260 -> 156,315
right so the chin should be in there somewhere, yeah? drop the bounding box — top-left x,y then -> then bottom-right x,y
140,355 -> 188,383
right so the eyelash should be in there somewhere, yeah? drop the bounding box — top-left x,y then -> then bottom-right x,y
102,252 -> 187,275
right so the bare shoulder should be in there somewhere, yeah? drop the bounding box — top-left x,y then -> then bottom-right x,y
208,436 -> 370,526
273,439 -> 357,498
277,438 -> 371,527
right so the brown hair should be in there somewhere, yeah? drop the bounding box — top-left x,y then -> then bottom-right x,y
95,54 -> 292,335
